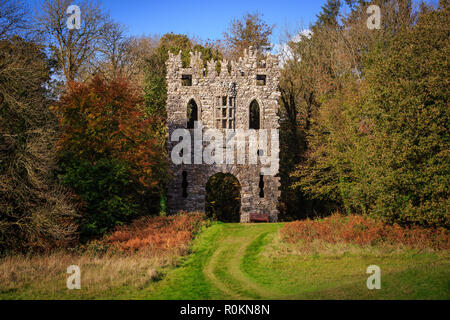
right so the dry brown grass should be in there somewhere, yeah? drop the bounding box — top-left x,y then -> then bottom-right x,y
280,214 -> 450,253
105,211 -> 207,254
0,251 -> 170,298
0,211 -> 209,299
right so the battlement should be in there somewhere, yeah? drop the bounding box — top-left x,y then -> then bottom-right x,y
166,46 -> 281,131
166,46 -> 280,84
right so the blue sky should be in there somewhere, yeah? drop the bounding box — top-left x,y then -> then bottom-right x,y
84,0 -> 329,44
31,0 -> 438,44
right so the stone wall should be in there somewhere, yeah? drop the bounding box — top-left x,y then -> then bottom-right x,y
166,47 -> 281,222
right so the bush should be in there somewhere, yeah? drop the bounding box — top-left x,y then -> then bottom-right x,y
59,157 -> 140,237
106,211 -> 207,254
280,214 -> 450,250
55,76 -> 166,238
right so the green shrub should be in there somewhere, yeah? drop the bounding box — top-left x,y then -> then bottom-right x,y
59,156 -> 140,238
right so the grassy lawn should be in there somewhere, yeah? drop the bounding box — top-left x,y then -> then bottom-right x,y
1,222 -> 449,299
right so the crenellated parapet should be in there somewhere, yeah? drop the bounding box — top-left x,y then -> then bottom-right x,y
166,46 -> 280,83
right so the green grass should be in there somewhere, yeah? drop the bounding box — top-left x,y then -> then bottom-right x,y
141,223 -> 450,300
1,222 -> 449,299
242,231 -> 449,299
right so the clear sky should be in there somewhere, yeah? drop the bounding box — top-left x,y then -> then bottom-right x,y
31,0 -> 438,44
87,0 -> 329,44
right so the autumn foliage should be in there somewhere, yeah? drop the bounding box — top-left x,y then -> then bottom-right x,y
280,214 -> 450,250
106,211 -> 206,254
289,2 -> 449,228
55,76 -> 166,237
56,76 -> 161,188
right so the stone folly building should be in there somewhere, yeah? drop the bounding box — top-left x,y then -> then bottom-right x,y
166,47 -> 281,222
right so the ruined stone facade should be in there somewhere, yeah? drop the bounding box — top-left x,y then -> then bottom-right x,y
166,47 -> 281,222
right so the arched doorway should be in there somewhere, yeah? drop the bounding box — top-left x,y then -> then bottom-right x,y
205,173 -> 241,222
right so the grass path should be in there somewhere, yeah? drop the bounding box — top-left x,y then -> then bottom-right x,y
203,246 -> 239,299
203,225 -> 282,299
144,222 -> 282,299
143,222 -> 449,300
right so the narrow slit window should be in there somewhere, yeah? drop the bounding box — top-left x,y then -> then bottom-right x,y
182,171 -> 188,198
259,174 -> 264,198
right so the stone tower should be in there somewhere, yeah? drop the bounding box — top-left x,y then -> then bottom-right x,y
166,47 -> 281,222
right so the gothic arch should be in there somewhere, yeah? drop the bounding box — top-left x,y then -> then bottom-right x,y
245,97 -> 264,129
205,172 -> 242,222
184,96 -> 202,128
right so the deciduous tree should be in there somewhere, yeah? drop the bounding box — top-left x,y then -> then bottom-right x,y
36,0 -> 110,82
0,37 -> 78,252
56,76 -> 166,237
223,12 -> 274,59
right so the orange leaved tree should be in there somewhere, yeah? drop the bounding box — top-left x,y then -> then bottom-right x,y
55,76 -> 166,237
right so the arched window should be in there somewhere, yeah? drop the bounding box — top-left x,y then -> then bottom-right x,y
249,100 -> 260,129
187,99 -> 198,129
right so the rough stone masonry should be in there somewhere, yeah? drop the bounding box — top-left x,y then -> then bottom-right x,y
166,46 -> 281,222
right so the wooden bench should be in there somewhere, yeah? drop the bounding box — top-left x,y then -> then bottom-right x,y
249,213 -> 270,223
